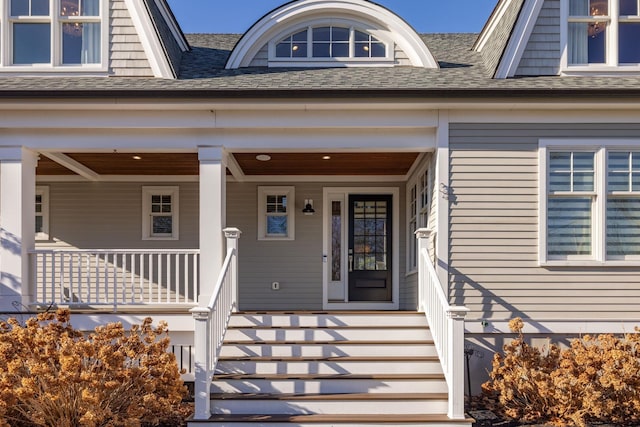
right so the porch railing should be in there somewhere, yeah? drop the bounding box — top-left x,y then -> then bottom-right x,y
191,228 -> 241,420
30,249 -> 200,311
416,228 -> 470,420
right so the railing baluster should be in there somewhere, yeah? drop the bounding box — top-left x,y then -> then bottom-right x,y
415,228 -> 469,420
30,249 -> 199,308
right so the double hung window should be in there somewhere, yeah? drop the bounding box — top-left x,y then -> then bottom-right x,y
35,186 -> 49,240
542,142 -> 640,263
407,166 -> 432,272
566,0 -> 640,67
142,186 -> 179,240
3,0 -> 103,68
258,186 -> 295,240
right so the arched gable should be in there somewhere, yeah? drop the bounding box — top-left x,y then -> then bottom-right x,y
225,0 -> 438,69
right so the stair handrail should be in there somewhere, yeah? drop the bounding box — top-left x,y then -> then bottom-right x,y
416,228 -> 470,420
190,228 -> 241,420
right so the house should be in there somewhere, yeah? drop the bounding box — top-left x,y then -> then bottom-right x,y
0,0 -> 639,424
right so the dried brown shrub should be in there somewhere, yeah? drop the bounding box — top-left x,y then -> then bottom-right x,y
482,318 -> 640,427
0,309 -> 191,427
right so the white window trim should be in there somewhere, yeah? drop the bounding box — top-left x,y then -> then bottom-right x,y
142,186 -> 179,241
539,138 -> 640,266
560,0 -> 640,74
406,163 -> 431,274
35,185 -> 49,241
0,0 -> 109,73
267,18 -> 394,68
258,186 -> 295,241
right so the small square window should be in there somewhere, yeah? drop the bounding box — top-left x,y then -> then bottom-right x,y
142,186 -> 179,240
258,186 -> 295,240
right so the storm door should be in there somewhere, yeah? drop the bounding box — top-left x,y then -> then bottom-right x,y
348,195 -> 392,301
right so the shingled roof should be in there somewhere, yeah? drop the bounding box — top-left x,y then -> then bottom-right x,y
1,32 -> 640,98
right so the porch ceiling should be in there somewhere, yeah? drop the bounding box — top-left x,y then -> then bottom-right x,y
36,152 -> 420,176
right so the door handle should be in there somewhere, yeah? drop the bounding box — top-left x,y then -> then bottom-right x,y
348,249 -> 353,272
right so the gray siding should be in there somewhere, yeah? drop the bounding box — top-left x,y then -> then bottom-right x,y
37,182 -> 198,249
248,44 -> 269,67
37,180 -> 413,311
479,0 -> 525,77
227,182 -> 408,311
110,0 -> 154,76
515,0 -> 561,76
394,43 -> 411,66
449,123 -> 640,321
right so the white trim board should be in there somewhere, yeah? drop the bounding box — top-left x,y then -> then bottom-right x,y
495,0 -> 545,79
466,319 -> 640,335
322,187 -> 400,311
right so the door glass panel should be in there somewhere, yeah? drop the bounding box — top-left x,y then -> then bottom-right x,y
331,201 -> 341,281
352,199 -> 389,271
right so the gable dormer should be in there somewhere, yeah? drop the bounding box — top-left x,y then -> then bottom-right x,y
225,0 -> 438,69
0,0 -> 188,78
478,0 -> 640,78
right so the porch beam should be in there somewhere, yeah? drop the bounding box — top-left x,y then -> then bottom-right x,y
41,152 -> 101,182
225,153 -> 246,182
0,147 -> 37,311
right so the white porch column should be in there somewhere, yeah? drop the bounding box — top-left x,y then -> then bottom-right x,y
198,146 -> 227,304
435,110 -> 450,295
0,148 -> 37,312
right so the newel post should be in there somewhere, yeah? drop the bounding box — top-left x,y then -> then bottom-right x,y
190,307 -> 212,420
447,306 -> 471,420
224,227 -> 241,312
415,228 -> 432,313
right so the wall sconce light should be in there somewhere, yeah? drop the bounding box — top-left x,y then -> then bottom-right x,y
302,199 -> 315,215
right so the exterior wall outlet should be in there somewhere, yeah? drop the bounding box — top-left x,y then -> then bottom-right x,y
271,281 -> 280,290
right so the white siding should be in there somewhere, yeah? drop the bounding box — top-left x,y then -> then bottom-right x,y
449,123 -> 640,321
515,0 -> 561,76
109,0 -> 154,76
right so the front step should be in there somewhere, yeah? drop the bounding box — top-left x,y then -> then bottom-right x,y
211,373 -> 448,394
196,414 -> 473,427
189,312 -> 472,426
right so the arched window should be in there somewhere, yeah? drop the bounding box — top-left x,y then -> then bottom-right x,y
274,26 -> 387,59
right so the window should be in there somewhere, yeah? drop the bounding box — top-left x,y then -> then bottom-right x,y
541,141 -> 640,263
142,186 -> 179,240
3,0 -> 104,69
273,25 -> 388,61
258,186 -> 295,240
35,186 -> 49,240
407,165 -> 431,273
565,0 -> 640,68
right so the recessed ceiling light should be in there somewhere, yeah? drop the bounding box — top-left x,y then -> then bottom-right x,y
256,154 -> 272,162
132,155 -> 142,160
322,155 -> 331,160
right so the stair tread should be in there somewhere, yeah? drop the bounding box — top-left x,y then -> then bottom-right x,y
223,340 -> 434,345
228,325 -> 429,330
213,373 -> 445,380
201,414 -> 473,423
218,355 -> 439,362
235,311 -> 422,315
210,392 -> 448,401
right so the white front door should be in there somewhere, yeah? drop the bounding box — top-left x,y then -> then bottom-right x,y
322,187 -> 400,310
